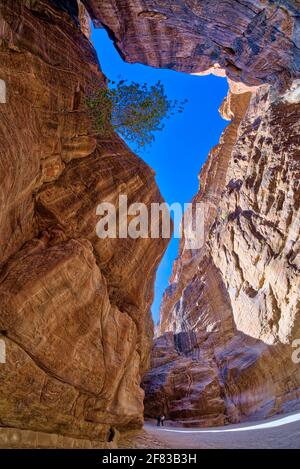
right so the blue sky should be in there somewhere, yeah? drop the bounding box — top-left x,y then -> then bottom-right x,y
92,28 -> 228,324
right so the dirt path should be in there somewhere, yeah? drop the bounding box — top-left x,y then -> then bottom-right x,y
120,411 -> 300,449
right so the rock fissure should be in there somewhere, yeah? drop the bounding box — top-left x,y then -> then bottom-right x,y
0,0 -> 300,447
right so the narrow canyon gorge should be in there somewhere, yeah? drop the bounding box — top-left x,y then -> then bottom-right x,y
0,0 -> 299,448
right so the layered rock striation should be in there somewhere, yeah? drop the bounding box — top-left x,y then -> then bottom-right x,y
89,0 -> 300,426
0,0 -> 168,445
143,84 -> 300,425
0,0 -> 299,441
86,0 -> 300,89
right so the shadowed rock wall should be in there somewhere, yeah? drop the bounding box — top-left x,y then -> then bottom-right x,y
85,0 -> 300,89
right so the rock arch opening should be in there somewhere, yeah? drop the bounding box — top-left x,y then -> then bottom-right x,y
91,0 -> 300,428
91,26 -> 229,325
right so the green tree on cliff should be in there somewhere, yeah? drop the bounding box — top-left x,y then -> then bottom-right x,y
86,79 -> 187,149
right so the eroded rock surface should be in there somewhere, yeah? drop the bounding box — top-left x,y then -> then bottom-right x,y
86,0 -> 300,89
0,0 -> 299,442
85,5 -> 300,425
0,0 -> 167,444
143,85 -> 300,426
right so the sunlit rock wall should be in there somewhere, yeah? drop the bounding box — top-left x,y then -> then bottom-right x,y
0,0 -> 168,445
144,86 -> 300,425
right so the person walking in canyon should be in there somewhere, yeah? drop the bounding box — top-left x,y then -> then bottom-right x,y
161,414 -> 166,427
156,415 -> 161,427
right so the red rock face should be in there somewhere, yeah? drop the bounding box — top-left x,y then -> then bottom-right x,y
0,0 -> 168,444
85,0 -> 300,89
0,0 -> 299,442
143,87 -> 300,425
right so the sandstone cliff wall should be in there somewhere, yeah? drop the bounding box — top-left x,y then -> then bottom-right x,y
143,87 -> 300,425
0,0 -> 167,445
0,0 -> 299,441
87,0 -> 300,89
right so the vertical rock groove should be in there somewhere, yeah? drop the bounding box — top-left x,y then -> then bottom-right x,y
0,0 -> 168,445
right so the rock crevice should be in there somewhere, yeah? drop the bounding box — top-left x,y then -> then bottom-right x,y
0,0 -> 299,443
144,83 -> 300,425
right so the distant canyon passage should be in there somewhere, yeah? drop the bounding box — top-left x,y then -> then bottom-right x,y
0,0 -> 299,447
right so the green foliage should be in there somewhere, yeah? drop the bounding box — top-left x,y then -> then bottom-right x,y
85,79 -> 187,150
85,82 -> 113,137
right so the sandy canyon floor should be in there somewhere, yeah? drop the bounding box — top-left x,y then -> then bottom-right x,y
120,411 -> 300,449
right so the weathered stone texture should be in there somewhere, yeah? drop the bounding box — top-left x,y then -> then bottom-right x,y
92,1 -> 300,426
1,0 -> 300,439
144,85 -> 300,425
86,0 -> 300,89
0,0 -> 167,443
